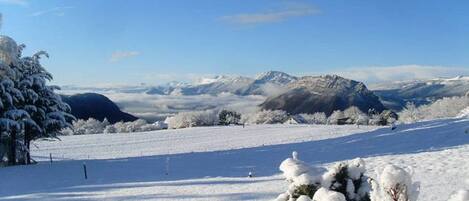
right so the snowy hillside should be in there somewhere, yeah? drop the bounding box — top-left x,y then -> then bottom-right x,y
1,118 -> 468,201
373,76 -> 469,110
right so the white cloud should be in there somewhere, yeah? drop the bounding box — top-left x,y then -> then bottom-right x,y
30,6 -> 73,17
0,0 -> 28,6
220,3 -> 319,25
109,51 -> 140,63
328,65 -> 469,84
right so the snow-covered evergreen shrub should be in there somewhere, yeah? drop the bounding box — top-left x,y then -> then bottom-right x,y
322,158 -> 371,201
369,165 -> 419,201
274,153 -> 424,201
275,151 -> 324,201
447,190 -> 469,201
243,110 -> 288,125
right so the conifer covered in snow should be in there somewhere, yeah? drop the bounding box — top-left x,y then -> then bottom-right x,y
0,35 -> 73,165
369,165 -> 419,201
218,109 -> 241,125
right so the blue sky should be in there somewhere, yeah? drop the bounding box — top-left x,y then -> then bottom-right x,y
1,0 -> 468,85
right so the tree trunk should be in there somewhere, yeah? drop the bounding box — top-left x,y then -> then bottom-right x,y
24,130 -> 31,165
7,130 -> 16,166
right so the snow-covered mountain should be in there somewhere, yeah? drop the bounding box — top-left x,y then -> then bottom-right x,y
144,71 -> 298,96
373,75 -> 469,110
261,75 -> 386,115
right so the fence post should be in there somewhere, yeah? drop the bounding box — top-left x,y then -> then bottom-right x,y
49,153 -> 52,164
83,162 -> 88,180
165,157 -> 170,175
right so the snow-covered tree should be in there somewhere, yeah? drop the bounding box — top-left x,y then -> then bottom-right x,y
398,96 -> 469,123
398,102 -> 420,124
344,106 -> 366,124
299,112 -> 327,124
328,110 -> 345,125
243,110 -> 288,125
369,165 -> 419,201
166,110 -> 218,129
0,35 -> 73,165
218,109 -> 241,125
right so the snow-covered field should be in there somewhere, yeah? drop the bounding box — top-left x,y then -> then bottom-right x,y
1,118 -> 468,201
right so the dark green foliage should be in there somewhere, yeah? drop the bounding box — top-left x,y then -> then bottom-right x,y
326,162 -> 371,201
218,110 -> 241,125
292,184 -> 320,199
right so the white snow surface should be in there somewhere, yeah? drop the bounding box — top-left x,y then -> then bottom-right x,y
1,118 -> 469,201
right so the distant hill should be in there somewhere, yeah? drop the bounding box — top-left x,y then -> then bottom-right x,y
372,76 -> 469,110
144,71 -> 298,96
260,75 -> 386,115
61,93 -> 137,123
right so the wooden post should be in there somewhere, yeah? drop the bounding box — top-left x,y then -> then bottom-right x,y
165,157 -> 170,175
49,153 -> 53,164
83,162 -> 88,179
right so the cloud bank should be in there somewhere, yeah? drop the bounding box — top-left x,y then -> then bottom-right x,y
0,0 -> 27,6
220,3 -> 319,25
329,65 -> 469,84
109,51 -> 140,63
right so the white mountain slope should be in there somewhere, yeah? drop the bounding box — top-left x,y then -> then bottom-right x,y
1,117 -> 468,201
372,75 -> 469,109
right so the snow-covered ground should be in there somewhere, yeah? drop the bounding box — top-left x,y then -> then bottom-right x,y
1,119 -> 468,201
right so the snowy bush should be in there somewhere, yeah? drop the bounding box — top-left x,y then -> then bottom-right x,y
166,110 -> 218,129
242,110 -> 288,125
447,190 -> 469,201
275,151 -> 324,201
275,153 -> 423,201
369,165 -> 419,201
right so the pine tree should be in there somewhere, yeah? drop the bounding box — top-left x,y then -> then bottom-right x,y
0,35 -> 74,165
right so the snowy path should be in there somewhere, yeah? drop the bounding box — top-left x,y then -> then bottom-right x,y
0,119 -> 468,201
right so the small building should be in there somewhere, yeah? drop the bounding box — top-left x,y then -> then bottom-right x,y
284,115 -> 308,124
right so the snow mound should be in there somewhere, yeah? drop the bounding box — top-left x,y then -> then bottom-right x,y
312,188 -> 346,201
457,107 -> 469,118
448,190 -> 469,201
279,152 -> 323,185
